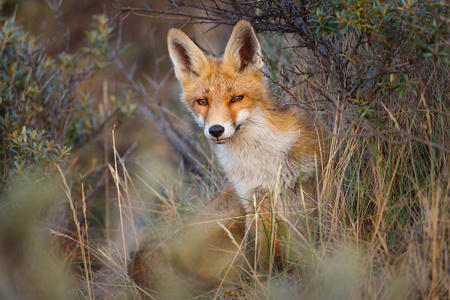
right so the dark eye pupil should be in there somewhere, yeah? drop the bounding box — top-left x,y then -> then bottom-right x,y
197,99 -> 207,105
231,95 -> 243,103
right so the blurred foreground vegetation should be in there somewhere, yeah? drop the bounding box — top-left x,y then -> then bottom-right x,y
0,0 -> 449,299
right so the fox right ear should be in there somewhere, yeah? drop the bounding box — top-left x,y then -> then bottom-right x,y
167,29 -> 208,83
224,20 -> 263,73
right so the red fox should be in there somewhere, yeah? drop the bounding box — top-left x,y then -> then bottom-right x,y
129,20 -> 325,297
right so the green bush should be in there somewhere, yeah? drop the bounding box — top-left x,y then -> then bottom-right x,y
0,14 -> 135,189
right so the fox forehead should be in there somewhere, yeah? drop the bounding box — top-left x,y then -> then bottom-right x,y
182,60 -> 264,106
190,79 -> 243,103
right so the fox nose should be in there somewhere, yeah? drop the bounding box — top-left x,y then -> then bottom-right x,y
209,125 -> 225,138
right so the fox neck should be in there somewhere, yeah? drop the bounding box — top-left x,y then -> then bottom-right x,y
215,106 -> 308,202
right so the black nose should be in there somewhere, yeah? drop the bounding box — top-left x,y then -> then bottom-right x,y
209,125 -> 225,138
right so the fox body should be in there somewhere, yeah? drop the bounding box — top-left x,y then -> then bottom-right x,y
129,21 -> 324,296
168,20 -> 322,228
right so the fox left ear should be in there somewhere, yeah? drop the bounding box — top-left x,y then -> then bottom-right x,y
224,20 -> 263,73
167,28 -> 208,83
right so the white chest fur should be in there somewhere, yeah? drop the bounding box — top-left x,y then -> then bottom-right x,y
215,108 -> 311,202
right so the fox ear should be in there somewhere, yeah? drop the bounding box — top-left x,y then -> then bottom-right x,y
167,29 -> 208,82
224,21 -> 263,72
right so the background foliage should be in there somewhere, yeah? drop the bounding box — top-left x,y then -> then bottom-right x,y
0,12 -> 137,188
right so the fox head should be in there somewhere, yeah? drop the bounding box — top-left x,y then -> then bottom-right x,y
167,21 -> 267,144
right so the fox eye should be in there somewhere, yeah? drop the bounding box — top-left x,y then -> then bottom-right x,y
230,95 -> 244,104
196,99 -> 208,106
